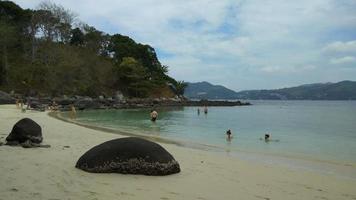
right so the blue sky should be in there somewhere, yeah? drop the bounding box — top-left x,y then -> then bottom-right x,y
13,0 -> 356,91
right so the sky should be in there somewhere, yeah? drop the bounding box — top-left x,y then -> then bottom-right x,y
13,0 -> 356,91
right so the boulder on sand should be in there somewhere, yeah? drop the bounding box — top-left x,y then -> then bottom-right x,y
6,118 -> 43,147
76,137 -> 180,176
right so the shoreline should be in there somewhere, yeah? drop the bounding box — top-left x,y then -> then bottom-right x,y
52,110 -> 356,181
1,105 -> 356,199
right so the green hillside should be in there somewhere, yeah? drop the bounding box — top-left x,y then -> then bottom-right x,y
236,81 -> 356,100
0,1 -> 185,98
184,82 -> 239,99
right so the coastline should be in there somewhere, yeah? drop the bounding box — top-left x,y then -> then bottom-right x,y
52,110 -> 356,181
1,105 -> 356,200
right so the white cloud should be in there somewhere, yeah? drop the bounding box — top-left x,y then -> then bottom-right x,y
260,65 -> 316,73
323,41 -> 356,53
330,56 -> 356,65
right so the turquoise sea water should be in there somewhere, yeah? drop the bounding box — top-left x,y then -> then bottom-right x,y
69,101 -> 356,164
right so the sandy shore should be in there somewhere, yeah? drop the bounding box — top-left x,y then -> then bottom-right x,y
1,105 -> 356,200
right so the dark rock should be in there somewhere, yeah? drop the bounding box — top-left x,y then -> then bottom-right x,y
56,98 -> 74,106
74,99 -> 97,110
6,118 -> 43,144
76,137 -> 180,176
0,91 -> 15,104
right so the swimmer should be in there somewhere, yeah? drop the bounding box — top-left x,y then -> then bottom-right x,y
260,133 -> 280,142
264,133 -> 270,141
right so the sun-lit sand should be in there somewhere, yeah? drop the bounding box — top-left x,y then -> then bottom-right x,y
1,104 -> 356,200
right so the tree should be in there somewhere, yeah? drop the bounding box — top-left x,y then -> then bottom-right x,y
37,1 -> 76,43
175,81 -> 188,96
0,21 -> 16,85
70,27 -> 84,46
115,57 -> 151,97
0,1 -> 182,98
82,25 -> 109,55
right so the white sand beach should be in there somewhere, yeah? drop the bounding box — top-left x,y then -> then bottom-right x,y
1,104 -> 356,200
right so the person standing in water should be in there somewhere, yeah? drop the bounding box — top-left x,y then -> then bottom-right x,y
70,104 -> 76,119
150,109 -> 158,122
203,106 -> 208,114
226,129 -> 233,141
197,108 -> 200,115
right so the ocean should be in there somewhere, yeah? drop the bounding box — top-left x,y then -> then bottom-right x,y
67,100 -> 356,166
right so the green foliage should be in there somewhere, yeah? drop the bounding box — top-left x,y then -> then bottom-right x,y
115,57 -> 151,97
70,28 -> 84,46
175,81 -> 188,95
0,1 -> 180,98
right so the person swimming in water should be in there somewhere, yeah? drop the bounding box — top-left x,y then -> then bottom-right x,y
262,133 -> 279,142
150,109 -> 158,122
264,133 -> 270,141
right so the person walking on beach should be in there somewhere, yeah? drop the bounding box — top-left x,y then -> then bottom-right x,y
51,100 -> 58,111
26,98 -> 31,110
150,109 -> 158,122
15,99 -> 19,108
20,99 -> 25,113
226,129 -> 233,141
70,104 -> 76,119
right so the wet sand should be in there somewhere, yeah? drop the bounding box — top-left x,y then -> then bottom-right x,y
1,105 -> 356,200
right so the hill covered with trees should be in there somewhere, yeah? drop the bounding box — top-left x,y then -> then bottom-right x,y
185,81 -> 356,100
235,81 -> 356,100
0,1 -> 185,98
185,82 -> 239,99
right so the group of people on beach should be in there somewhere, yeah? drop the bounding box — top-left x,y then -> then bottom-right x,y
15,99 -> 76,119
15,98 -> 37,113
19,99 -> 273,143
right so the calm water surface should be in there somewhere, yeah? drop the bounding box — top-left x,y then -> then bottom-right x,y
70,101 -> 356,164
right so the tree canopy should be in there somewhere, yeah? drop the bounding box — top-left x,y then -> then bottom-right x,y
0,1 -> 186,98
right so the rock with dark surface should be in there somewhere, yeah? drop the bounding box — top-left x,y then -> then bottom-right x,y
0,91 -> 15,104
6,118 -> 43,145
74,99 -> 97,110
76,137 -> 180,176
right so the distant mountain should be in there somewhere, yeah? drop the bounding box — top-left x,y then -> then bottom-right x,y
184,82 -> 239,99
235,80 -> 356,100
184,80 -> 356,100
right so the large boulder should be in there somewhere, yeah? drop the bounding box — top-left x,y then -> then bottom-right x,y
6,118 -> 43,144
76,137 -> 180,176
0,91 -> 15,104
